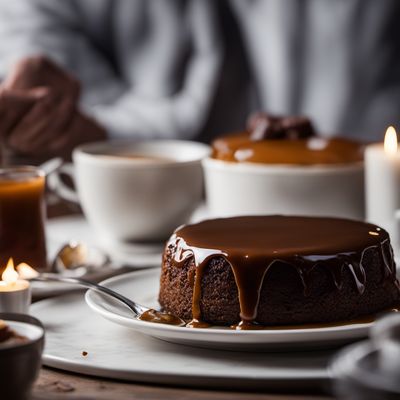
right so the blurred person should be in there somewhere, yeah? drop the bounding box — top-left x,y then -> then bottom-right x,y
0,0 -> 222,160
0,0 -> 399,160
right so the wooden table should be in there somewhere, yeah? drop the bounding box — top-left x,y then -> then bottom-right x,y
32,368 -> 331,400
31,201 -> 334,400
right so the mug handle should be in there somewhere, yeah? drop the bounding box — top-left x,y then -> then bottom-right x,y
47,163 -> 80,204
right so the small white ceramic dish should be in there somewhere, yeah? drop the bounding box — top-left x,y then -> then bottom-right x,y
85,269 -> 373,352
32,215 -> 163,298
36,207 -> 210,298
46,214 -> 163,268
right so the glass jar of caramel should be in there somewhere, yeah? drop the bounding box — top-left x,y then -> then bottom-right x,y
0,167 -> 47,274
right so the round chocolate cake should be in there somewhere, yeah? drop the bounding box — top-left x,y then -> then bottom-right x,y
159,216 -> 400,328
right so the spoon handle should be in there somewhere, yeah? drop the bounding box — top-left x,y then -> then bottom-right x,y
32,274 -> 149,315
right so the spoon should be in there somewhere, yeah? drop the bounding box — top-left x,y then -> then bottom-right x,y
51,242 -> 110,277
31,274 -> 186,327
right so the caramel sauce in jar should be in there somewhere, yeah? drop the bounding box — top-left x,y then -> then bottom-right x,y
0,167 -> 47,273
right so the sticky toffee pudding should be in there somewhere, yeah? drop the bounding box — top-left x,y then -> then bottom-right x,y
159,216 -> 400,328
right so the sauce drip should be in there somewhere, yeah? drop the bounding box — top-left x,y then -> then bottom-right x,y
169,216 -> 398,326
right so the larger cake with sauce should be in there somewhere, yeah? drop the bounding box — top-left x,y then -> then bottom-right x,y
159,216 -> 400,327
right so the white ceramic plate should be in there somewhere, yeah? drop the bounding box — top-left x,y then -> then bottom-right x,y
31,291 -> 330,389
85,269 -> 373,351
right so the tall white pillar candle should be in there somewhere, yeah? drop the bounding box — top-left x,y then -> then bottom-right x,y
365,126 -> 400,250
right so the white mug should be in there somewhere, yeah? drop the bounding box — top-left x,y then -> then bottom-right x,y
202,158 -> 365,219
48,140 -> 210,243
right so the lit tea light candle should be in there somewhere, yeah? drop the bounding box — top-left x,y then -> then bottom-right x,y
365,126 -> 400,251
0,258 -> 31,313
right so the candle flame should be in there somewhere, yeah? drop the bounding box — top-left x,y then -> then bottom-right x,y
2,258 -> 19,284
17,263 -> 39,279
384,126 -> 398,156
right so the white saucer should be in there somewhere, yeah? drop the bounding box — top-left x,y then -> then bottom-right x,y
30,291 -> 330,389
85,269 -> 373,352
45,205 -> 210,270
46,215 -> 164,268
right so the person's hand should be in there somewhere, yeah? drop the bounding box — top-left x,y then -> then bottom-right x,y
0,86 -> 44,136
2,87 -> 106,159
2,56 -> 80,101
2,85 -> 75,157
0,56 -> 106,159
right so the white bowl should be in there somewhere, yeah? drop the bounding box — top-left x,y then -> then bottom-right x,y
0,313 -> 44,400
202,158 -> 364,219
